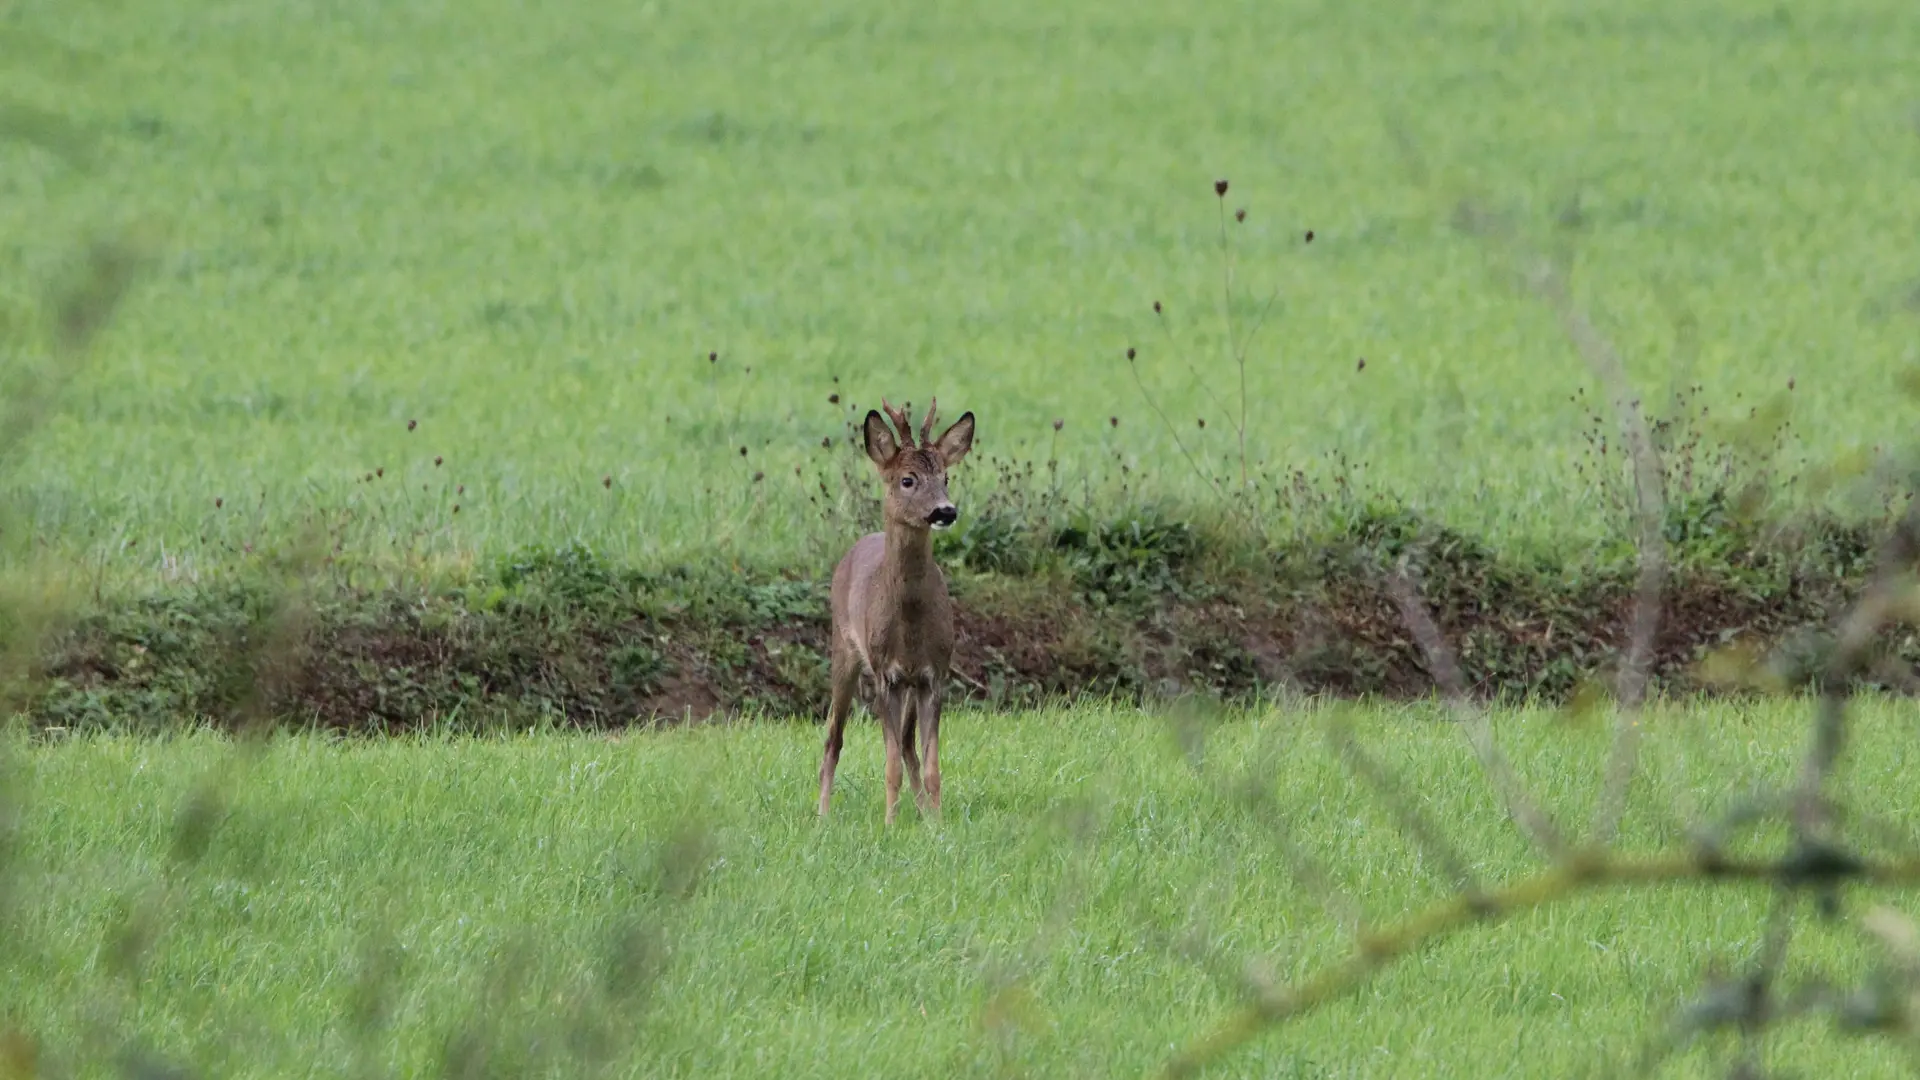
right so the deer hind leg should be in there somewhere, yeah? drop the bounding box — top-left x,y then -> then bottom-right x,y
917,685 -> 944,815
817,646 -> 859,817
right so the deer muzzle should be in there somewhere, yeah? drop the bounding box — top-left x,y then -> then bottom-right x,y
927,504 -> 958,530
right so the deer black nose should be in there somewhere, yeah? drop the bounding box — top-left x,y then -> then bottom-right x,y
927,505 -> 958,529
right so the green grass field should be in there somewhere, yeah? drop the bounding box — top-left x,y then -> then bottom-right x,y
3,0 -> 1917,575
4,699 -> 1917,1078
5,0 -> 1920,1076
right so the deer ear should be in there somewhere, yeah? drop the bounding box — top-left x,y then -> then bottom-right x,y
934,411 -> 974,466
862,410 -> 899,467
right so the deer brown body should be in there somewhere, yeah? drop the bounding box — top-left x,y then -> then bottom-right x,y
818,397 -> 975,824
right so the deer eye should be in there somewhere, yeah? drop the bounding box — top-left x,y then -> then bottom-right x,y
899,476 -> 916,489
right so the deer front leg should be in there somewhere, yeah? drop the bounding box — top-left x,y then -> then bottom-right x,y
880,685 -> 907,826
899,692 -> 925,811
917,685 -> 944,816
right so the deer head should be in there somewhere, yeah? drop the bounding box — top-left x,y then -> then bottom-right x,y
862,397 -> 975,531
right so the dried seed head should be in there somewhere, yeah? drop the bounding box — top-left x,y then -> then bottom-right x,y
407,419 -> 417,431
738,446 -> 748,456
434,456 -> 443,467
708,351 -> 717,363
1052,418 -> 1064,431
829,393 -> 840,404
603,475 -> 612,489
376,467 -> 384,478
1197,417 -> 1206,428
452,504 -> 460,514
457,484 -> 464,495
752,471 -> 764,482
215,497 -> 223,508
1234,208 -> 1246,222
1109,416 -> 1119,428
821,436 -> 832,449
1304,229 -> 1315,243
1126,347 -> 1136,360
1214,178 -> 1229,197
1357,357 -> 1366,371
1152,300 -> 1162,314
1788,378 -> 1795,390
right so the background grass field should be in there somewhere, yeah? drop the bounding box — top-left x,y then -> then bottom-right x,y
5,0 -> 1920,1076
3,0 -> 1917,574
5,700 -> 1918,1078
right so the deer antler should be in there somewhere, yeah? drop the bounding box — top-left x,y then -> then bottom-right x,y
881,397 -> 917,447
919,397 -> 940,447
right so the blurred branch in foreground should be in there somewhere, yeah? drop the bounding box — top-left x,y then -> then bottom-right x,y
1160,175 -> 1920,1076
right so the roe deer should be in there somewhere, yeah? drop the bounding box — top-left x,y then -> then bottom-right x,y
817,396 -> 975,824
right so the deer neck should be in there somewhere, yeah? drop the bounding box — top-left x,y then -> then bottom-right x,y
882,523 -> 937,594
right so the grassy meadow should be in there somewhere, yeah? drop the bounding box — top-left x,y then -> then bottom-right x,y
5,699 -> 1919,1078
1,0 -> 1916,576
4,0 -> 1920,1076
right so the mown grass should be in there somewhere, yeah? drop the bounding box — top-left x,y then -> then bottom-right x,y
4,698 -> 1917,1077
2,0 -> 1917,580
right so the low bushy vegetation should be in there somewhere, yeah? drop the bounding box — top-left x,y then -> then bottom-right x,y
14,468 -> 1904,734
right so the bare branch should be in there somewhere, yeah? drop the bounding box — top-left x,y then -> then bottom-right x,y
1742,890 -> 1802,1074
1239,785 -> 1365,937
1159,849 -> 1920,1078
1520,256 -> 1667,846
1686,790 -> 1797,858
1323,722 -> 1481,898
1388,566 -> 1566,858
1798,492 -> 1920,841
